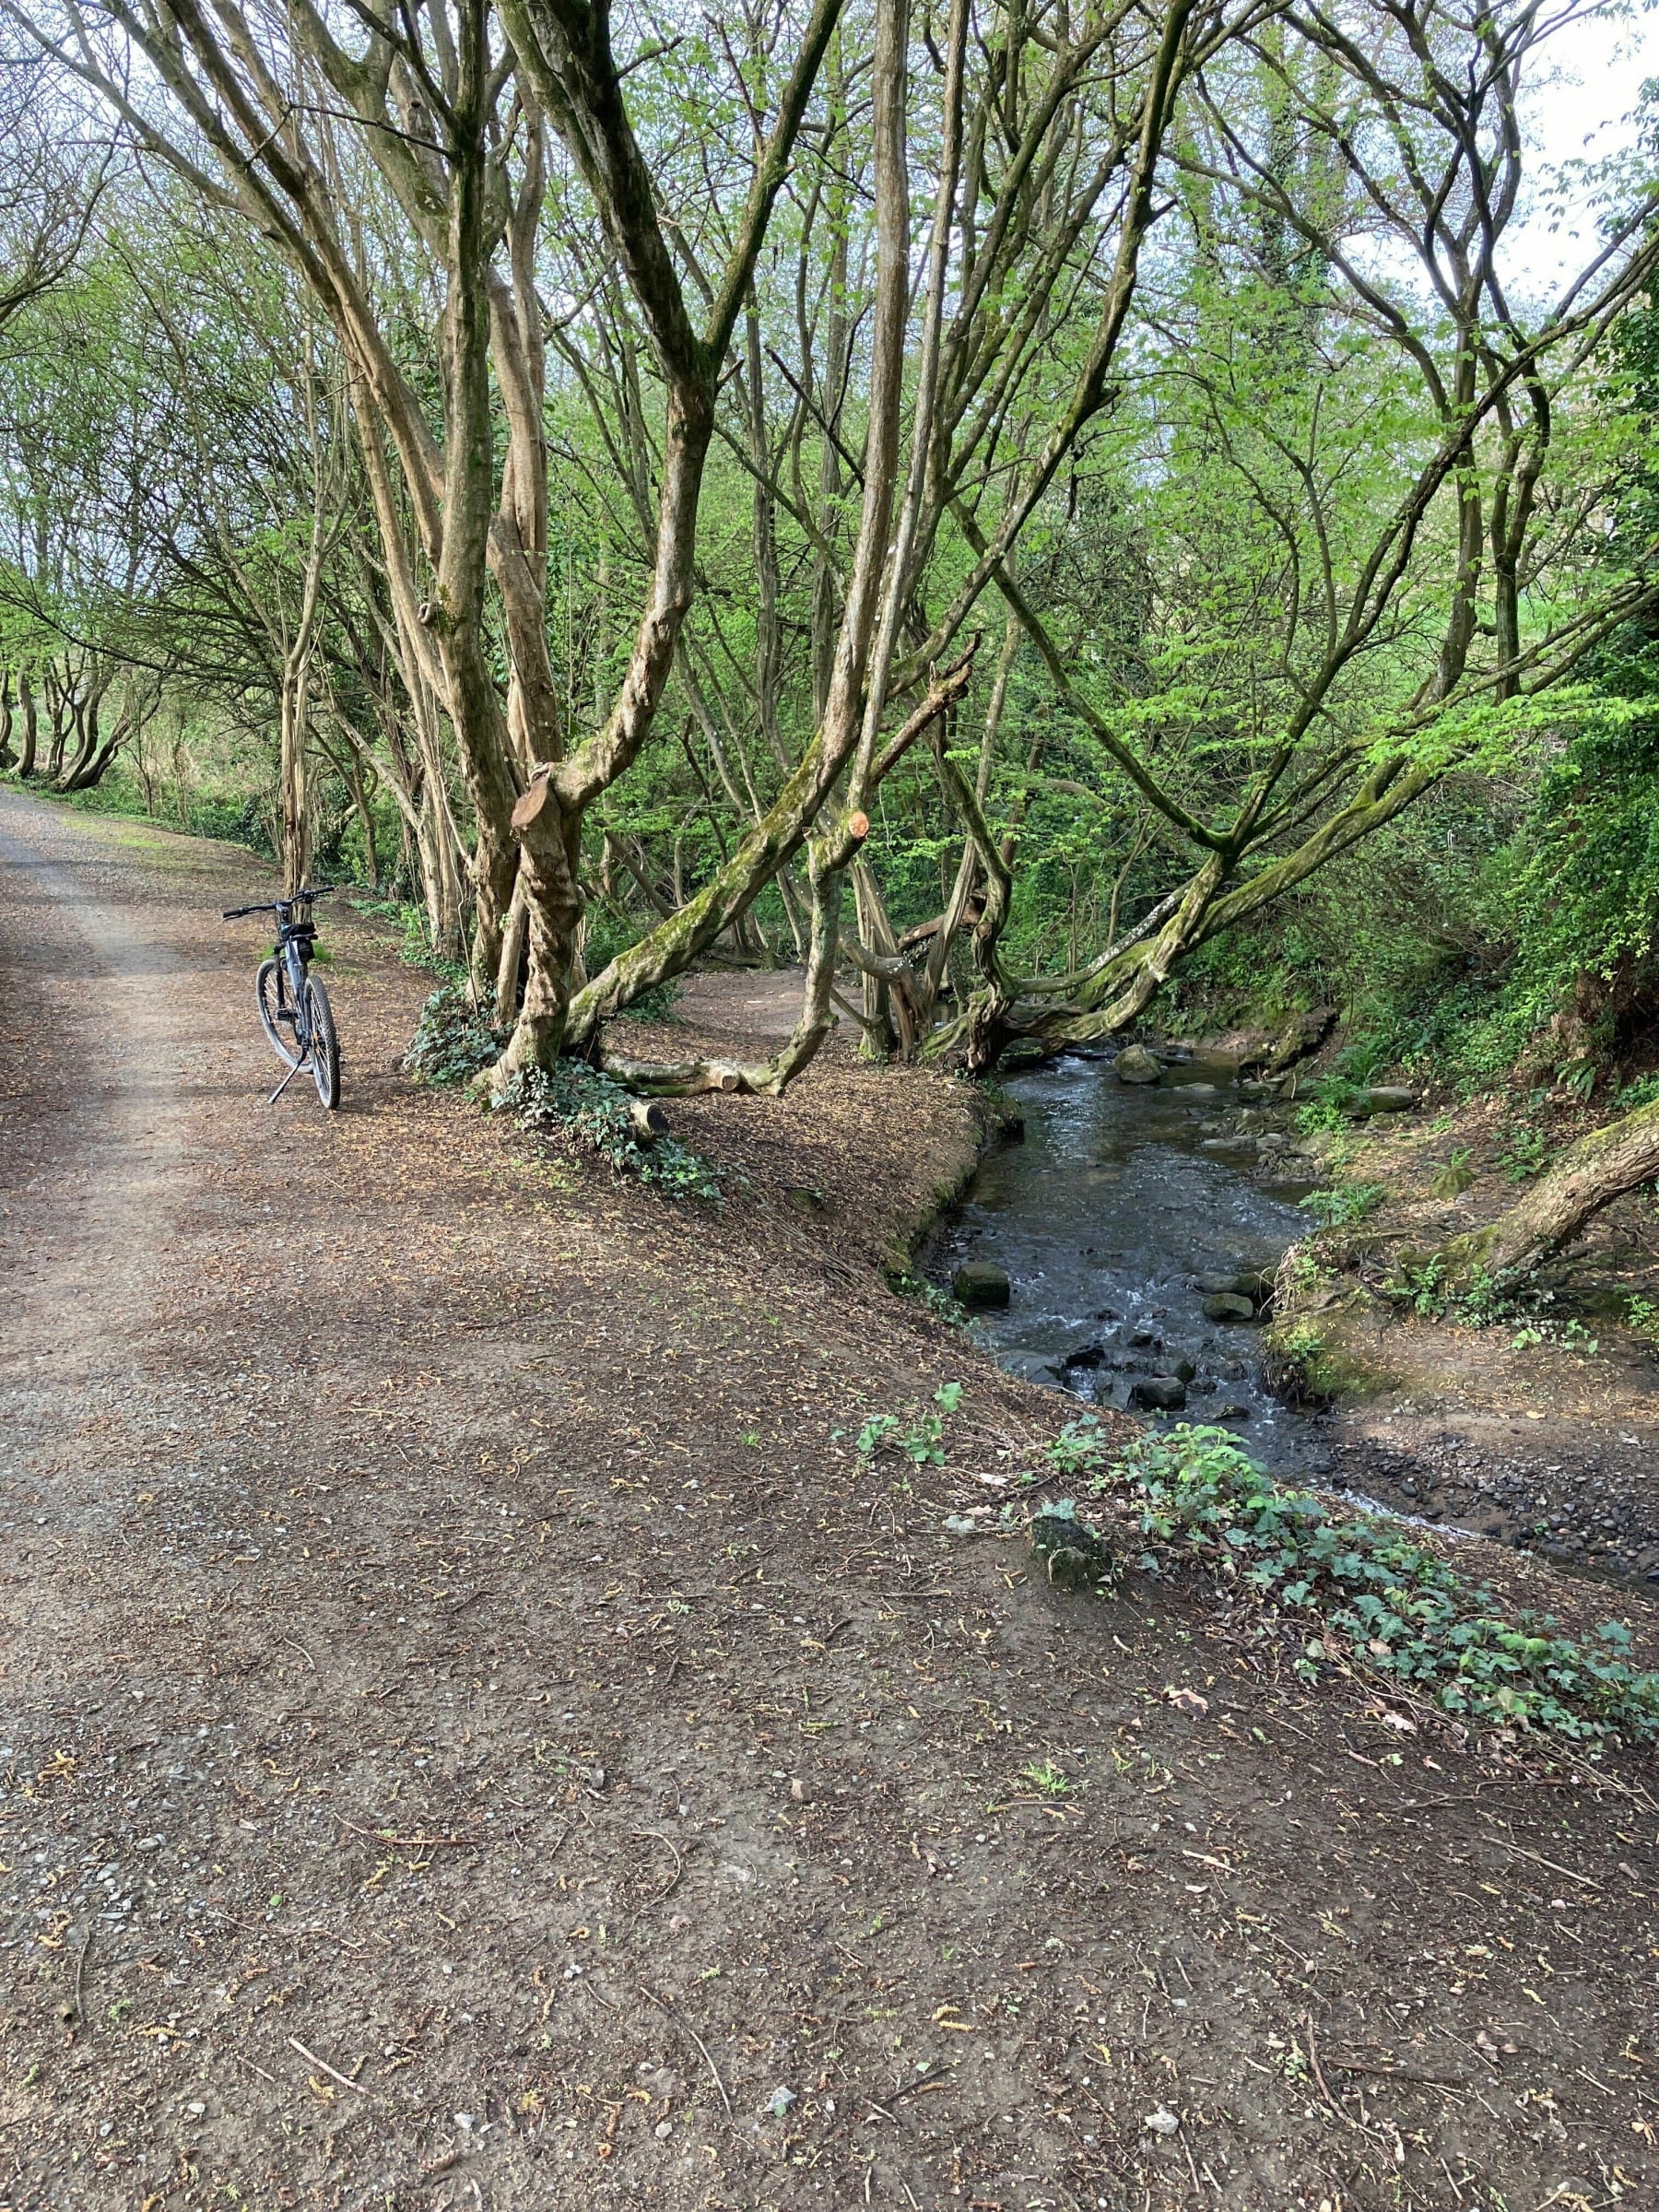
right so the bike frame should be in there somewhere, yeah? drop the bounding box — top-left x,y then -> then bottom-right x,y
272,905 -> 318,1035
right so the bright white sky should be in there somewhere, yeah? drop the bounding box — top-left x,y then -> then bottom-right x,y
1512,2 -> 1658,296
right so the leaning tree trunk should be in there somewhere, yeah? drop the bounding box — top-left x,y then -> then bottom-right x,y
1430,1097 -> 1659,1285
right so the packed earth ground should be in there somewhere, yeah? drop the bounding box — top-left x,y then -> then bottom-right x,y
1,788 -> 1656,2212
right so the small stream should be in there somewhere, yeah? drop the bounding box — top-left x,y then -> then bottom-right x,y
934,1054 -> 1332,1473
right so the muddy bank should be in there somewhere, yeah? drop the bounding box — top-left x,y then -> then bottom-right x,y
1267,1082 -> 1659,1588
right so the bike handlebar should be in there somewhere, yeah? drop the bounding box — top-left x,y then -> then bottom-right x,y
222,888 -> 335,921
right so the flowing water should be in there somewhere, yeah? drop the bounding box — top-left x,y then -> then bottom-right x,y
934,1054 -> 1332,1473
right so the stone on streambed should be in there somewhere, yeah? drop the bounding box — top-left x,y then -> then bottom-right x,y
1202,1292 -> 1256,1323
1113,1044 -> 1162,1084
953,1260 -> 1010,1310
1055,1342 -> 1107,1374
1130,1375 -> 1188,1411
1198,1270 -> 1273,1303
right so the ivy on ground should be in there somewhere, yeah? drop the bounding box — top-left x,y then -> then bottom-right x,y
1043,1419 -> 1657,1744
403,984 -> 723,1203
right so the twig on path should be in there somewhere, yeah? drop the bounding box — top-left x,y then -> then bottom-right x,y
71,1924 -> 93,2028
1304,2012 -> 1357,2131
1485,1836 -> 1602,1890
1324,2055 -> 1467,2088
288,2034 -> 373,2097
632,1827 -> 684,1905
282,1637 -> 315,1671
641,1983 -> 732,2120
335,1816 -> 480,1850
883,2061 -> 958,2108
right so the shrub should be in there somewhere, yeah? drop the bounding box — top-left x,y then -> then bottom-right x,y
403,983 -> 500,1086
1298,1182 -> 1385,1228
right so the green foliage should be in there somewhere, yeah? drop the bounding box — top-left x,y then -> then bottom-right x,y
1298,1182 -> 1385,1229
403,984 -> 500,1087
1387,1254 -> 1448,1316
402,984 -> 723,1201
501,1064 -> 724,1204
353,896 -> 466,978
1495,1121 -> 1551,1182
848,1382 -> 963,1467
888,1272 -> 969,1327
1293,1068 -> 1367,1132
1044,1420 -> 1657,1742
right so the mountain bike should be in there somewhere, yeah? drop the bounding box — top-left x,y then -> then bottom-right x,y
223,888 -> 342,1110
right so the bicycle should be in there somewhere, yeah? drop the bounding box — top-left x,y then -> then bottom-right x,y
223,888 -> 342,1110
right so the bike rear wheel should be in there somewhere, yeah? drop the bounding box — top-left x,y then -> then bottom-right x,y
306,977 -> 341,1110
256,959 -> 301,1070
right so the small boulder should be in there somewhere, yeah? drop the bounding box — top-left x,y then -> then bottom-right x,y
1166,1357 -> 1197,1383
953,1260 -> 1010,1310
1130,1376 -> 1188,1411
1365,1085 -> 1417,1113
1113,1044 -> 1162,1085
1263,1005 -> 1337,1076
1202,1292 -> 1256,1324
1030,1510 -> 1120,1590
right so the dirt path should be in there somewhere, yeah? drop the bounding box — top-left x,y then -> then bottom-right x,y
2,789 -> 1655,2212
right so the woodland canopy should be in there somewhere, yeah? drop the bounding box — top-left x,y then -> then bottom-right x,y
3,0 -> 1657,1210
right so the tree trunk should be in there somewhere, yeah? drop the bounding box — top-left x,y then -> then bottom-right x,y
1430,1099 -> 1659,1284
0,673 -> 13,770
44,671 -> 68,781
278,669 -> 312,891
17,674 -> 37,779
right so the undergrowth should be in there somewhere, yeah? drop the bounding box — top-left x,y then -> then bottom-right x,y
1298,1182 -> 1385,1229
403,983 -> 723,1202
1040,1419 -> 1656,1744
843,1382 -> 964,1467
1383,1257 -> 1600,1351
500,1064 -> 724,1203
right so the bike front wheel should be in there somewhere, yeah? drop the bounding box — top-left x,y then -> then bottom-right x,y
256,959 -> 301,1071
305,977 -> 341,1110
